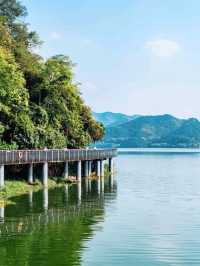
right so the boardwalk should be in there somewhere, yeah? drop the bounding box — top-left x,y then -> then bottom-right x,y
0,148 -> 117,187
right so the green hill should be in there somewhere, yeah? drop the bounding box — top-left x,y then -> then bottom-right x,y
93,112 -> 140,127
96,114 -> 200,148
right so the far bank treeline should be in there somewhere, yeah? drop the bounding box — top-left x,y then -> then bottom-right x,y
0,0 -> 104,150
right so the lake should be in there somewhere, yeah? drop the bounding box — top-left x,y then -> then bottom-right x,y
1,149 -> 200,265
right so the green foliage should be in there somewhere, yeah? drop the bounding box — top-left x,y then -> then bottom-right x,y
99,114 -> 200,148
0,0 -> 27,24
0,0 -> 104,149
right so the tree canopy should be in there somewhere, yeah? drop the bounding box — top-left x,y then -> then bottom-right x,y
0,0 -> 104,149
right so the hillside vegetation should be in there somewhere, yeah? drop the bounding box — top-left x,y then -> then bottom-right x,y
0,0 -> 104,150
95,113 -> 200,148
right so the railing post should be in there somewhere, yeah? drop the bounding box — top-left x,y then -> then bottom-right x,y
0,165 -> 5,188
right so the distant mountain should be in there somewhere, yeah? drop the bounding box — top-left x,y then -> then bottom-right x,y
95,114 -> 200,148
93,112 -> 140,127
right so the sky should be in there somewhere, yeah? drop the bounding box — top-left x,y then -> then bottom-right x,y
22,0 -> 200,118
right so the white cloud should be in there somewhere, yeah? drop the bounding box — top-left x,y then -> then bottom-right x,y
50,32 -> 62,40
146,39 -> 180,57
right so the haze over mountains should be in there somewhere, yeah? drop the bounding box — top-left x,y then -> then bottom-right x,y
93,112 -> 200,148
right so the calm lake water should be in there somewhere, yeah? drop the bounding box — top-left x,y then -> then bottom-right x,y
1,149 -> 200,265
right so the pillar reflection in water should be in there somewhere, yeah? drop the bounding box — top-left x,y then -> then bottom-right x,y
0,206 -> 4,223
97,177 -> 101,194
85,177 -> 89,194
101,176 -> 105,193
88,179 -> 92,192
77,182 -> 82,204
28,190 -> 33,208
109,173 -> 114,192
43,188 -> 49,211
65,185 -> 69,202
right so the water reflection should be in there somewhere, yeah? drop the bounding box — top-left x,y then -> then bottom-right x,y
0,206 -> 4,223
28,190 -> 33,208
0,175 -> 116,266
43,188 -> 49,211
77,182 -> 82,204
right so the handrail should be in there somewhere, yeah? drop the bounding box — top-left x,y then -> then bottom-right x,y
0,149 -> 117,165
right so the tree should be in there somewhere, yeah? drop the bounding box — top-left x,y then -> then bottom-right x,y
0,47 -> 35,148
0,1 -> 104,149
0,0 -> 27,24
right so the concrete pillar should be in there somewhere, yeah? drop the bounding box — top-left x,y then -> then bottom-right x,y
84,161 -> 89,177
97,160 -> 101,177
100,160 -> 104,177
109,158 -> 114,173
0,165 -> 5,188
88,161 -> 92,177
28,164 -> 33,184
64,161 -> 69,179
42,162 -> 48,187
77,161 -> 82,181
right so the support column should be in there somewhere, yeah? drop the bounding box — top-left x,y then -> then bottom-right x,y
109,158 -> 114,173
97,160 -> 101,177
28,163 -> 33,184
84,161 -> 89,177
64,161 -> 69,179
42,162 -> 48,187
88,161 -> 92,177
77,161 -> 82,181
0,165 -> 4,188
100,160 -> 104,177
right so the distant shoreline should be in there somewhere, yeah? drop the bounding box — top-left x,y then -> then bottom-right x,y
118,147 -> 200,154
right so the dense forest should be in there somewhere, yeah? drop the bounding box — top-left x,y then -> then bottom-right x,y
0,0 -> 104,150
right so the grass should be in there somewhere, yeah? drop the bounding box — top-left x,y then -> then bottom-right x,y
0,178 -> 65,205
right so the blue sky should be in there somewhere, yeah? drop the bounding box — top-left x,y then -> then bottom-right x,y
22,0 -> 200,118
